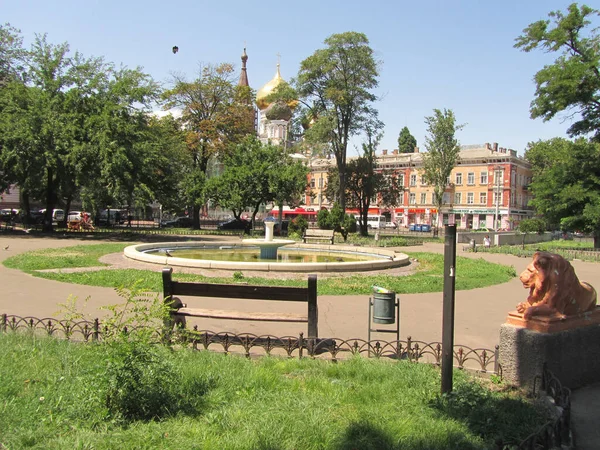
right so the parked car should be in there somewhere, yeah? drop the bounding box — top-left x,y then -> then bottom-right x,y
67,211 -> 88,222
383,221 -> 397,229
161,216 -> 194,228
0,208 -> 19,222
217,218 -> 251,232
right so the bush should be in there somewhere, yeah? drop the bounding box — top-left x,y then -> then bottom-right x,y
104,342 -> 185,422
289,215 -> 308,235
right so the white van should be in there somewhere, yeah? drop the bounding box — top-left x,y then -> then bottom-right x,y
357,215 -> 388,229
39,209 -> 65,222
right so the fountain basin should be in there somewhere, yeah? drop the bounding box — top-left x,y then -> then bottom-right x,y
241,238 -> 295,260
124,242 -> 409,272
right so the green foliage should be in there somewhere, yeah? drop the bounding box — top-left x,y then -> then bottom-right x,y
397,126 -> 417,153
515,4 -> 600,140
316,203 -> 355,240
297,31 -> 380,211
233,271 -> 244,281
288,215 -> 308,234
518,218 -> 546,234
525,138 -> 600,247
347,122 -> 402,236
421,109 -> 464,226
104,342 -> 187,422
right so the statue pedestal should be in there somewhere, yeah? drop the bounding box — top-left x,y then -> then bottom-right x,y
499,307 -> 600,389
505,307 -> 600,333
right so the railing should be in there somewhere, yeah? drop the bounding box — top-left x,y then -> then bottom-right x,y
514,363 -> 572,449
1,314 -> 499,374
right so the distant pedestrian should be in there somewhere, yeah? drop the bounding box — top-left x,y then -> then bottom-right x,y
483,235 -> 491,248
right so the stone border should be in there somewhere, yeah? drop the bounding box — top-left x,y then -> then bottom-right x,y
124,242 -> 409,272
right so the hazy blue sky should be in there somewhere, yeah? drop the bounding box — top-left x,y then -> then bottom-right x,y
4,0 -> 592,155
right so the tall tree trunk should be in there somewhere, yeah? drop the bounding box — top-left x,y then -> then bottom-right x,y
43,167 -> 56,232
594,232 -> 599,249
193,204 -> 201,230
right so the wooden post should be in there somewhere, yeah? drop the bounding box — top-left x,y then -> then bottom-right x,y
307,274 -> 318,338
441,224 -> 457,394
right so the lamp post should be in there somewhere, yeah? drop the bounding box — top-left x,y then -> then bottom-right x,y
493,166 -> 503,231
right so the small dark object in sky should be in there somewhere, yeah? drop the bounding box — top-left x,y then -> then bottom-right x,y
172,46 -> 179,54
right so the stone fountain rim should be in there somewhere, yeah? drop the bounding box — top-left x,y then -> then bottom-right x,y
124,241 -> 410,273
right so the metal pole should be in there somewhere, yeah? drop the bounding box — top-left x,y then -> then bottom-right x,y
494,167 -> 501,231
441,224 -> 457,394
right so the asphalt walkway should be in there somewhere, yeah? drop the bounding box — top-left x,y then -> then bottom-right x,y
0,233 -> 598,448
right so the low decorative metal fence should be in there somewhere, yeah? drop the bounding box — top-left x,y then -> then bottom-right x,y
1,314 -> 499,374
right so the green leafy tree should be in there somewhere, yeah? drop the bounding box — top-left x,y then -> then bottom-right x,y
316,202 -> 355,241
397,126 -> 417,153
0,23 -> 27,86
517,217 -> 547,249
525,137 -> 600,247
206,136 -> 282,227
297,31 -> 380,212
346,123 -> 402,236
162,64 -> 255,228
269,157 -> 309,233
421,109 -> 464,231
515,4 -> 600,141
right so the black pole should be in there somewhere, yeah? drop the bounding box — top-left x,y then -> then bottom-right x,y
441,224 -> 457,394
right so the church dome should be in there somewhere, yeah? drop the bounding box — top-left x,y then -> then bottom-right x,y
256,63 -> 298,111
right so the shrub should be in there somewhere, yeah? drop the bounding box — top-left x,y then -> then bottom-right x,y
104,342 -> 184,422
289,215 -> 308,235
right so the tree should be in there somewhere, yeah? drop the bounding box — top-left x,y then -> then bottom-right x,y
420,109 -> 464,230
297,31 -> 380,212
269,157 -> 309,233
515,4 -> 600,141
525,137 -> 600,247
397,126 -> 417,153
162,64 -> 255,228
316,203 -> 355,241
346,123 -> 402,236
206,136 -> 282,227
517,217 -> 547,249
0,34 -> 161,229
0,23 -> 27,86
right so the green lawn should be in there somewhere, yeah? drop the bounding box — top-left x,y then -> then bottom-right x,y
0,333 -> 547,450
3,244 -> 516,295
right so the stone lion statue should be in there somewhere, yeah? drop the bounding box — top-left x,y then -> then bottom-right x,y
516,251 -> 597,320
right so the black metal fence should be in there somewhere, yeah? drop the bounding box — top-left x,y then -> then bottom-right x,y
1,314 -> 499,374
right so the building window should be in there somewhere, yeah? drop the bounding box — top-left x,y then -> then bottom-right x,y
467,172 -> 475,185
398,173 -> 404,186
442,193 -> 450,204
455,173 -> 462,185
446,176 -> 451,185
409,193 -> 416,204
467,193 -> 474,204
432,193 -> 437,205
410,174 -> 417,186
454,193 -> 461,204
318,178 -> 323,188
420,193 -> 427,204
494,192 -> 502,205
480,172 -> 488,184
420,176 -> 427,185
310,179 -> 315,189
480,192 -> 487,204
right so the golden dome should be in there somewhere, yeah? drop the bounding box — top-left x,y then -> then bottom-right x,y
256,64 -> 298,111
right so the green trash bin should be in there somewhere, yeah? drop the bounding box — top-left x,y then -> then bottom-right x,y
373,292 -> 396,324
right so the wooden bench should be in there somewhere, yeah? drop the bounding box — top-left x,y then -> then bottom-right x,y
162,267 -> 318,338
302,229 -> 334,245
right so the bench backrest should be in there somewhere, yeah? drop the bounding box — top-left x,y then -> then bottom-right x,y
162,267 -> 318,337
305,229 -> 334,237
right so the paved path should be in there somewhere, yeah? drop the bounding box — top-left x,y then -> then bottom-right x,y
1,233 -> 599,448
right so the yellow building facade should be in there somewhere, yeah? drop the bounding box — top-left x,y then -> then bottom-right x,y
305,143 -> 533,230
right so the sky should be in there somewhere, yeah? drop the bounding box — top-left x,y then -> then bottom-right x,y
4,0 -> 592,156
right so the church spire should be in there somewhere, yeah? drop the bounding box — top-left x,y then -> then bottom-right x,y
238,47 -> 249,87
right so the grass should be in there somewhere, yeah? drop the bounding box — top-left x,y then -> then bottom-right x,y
470,239 -> 600,262
0,332 -> 548,449
3,245 -> 516,295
